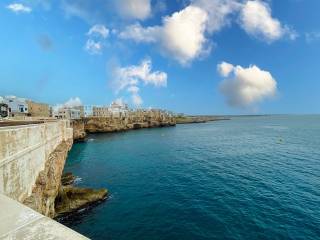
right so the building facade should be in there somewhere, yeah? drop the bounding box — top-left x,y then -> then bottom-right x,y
83,105 -> 94,117
56,108 -> 81,120
92,106 -> 111,117
3,96 -> 29,117
27,100 -> 50,117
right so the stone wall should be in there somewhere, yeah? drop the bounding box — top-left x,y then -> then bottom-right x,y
0,120 -> 73,203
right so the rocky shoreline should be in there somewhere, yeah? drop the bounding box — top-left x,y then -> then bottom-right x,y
23,115 -> 177,219
21,113 -> 225,219
55,172 -> 108,217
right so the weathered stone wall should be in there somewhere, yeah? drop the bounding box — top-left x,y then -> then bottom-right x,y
84,110 -> 176,133
0,120 -> 73,203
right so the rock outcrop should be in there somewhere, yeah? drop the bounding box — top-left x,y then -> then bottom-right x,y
55,186 -> 108,217
61,172 -> 77,186
23,140 -> 73,218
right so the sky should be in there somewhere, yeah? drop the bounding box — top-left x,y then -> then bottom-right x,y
0,0 -> 320,115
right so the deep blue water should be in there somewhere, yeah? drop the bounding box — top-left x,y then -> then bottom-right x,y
61,115 -> 320,240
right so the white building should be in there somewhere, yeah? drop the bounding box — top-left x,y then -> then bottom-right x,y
109,101 -> 129,116
2,96 -> 29,117
83,105 -> 94,117
56,108 -> 81,120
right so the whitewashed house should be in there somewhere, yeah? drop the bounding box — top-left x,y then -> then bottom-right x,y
3,96 -> 29,117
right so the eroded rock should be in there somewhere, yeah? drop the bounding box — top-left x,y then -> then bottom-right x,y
55,186 -> 108,217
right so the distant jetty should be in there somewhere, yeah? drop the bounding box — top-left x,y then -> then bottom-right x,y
175,115 -> 230,124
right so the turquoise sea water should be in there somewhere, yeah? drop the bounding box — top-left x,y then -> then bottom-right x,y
61,115 -> 320,240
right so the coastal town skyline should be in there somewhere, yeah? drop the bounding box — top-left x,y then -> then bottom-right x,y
1,0 -> 320,115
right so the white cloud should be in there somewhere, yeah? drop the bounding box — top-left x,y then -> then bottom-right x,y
112,59 -> 167,106
113,59 -> 167,91
119,6 -> 209,65
160,6 -> 209,65
64,97 -> 82,108
85,24 -> 109,55
115,0 -> 151,20
61,0 -> 95,23
217,61 -> 234,77
305,31 -> 320,43
239,0 -> 296,42
85,39 -> 103,55
6,3 -> 32,13
119,23 -> 159,43
192,0 -> 241,33
87,24 -> 109,38
132,94 -> 143,106
218,62 -> 277,108
118,0 -> 297,64
127,85 -> 140,94
53,97 -> 82,113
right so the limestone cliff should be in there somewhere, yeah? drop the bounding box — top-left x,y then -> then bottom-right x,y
71,119 -> 86,142
84,111 -> 176,133
23,140 -> 73,218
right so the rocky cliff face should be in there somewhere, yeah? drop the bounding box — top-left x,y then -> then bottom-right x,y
23,140 -> 73,218
84,111 -> 176,133
71,120 -> 86,142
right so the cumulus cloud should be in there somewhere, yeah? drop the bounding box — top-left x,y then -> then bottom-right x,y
118,0 -> 297,64
85,39 -> 103,55
87,24 -> 109,38
119,5 -> 209,65
218,62 -> 277,108
112,59 -> 167,106
217,61 -> 234,77
6,3 -> 32,13
192,0 -> 241,33
115,0 -> 151,20
53,97 -> 82,113
85,24 -> 109,55
239,0 -> 297,42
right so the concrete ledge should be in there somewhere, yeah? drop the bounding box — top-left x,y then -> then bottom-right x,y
0,194 -> 89,240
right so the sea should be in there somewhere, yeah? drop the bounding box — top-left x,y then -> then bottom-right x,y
60,115 -> 320,240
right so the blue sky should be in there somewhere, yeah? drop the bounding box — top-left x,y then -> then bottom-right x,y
1,0 -> 319,115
